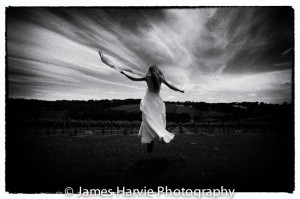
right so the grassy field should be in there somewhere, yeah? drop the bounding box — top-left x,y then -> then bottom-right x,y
6,132 -> 294,193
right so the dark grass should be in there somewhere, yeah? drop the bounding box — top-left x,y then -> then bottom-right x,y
6,132 -> 294,193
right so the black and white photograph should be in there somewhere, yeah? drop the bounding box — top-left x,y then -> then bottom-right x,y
5,6 -> 294,195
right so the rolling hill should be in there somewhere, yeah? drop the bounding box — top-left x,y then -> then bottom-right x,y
109,104 -> 200,119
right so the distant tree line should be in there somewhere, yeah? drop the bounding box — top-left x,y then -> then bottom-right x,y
7,98 -> 293,123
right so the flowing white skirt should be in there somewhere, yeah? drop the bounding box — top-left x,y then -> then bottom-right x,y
138,90 -> 175,143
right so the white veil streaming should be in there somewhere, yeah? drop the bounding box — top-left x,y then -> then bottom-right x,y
98,50 -> 145,77
98,49 -> 180,90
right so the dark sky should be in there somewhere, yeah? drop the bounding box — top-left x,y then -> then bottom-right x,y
6,7 -> 294,103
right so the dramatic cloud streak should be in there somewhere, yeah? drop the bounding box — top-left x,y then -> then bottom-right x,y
6,7 -> 294,103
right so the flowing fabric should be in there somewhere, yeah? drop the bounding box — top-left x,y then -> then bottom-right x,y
138,89 -> 175,143
98,49 -> 177,86
98,50 -> 145,77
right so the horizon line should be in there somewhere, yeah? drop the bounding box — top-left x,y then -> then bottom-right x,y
7,97 -> 293,105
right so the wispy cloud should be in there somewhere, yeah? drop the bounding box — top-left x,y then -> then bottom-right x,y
7,7 -> 293,103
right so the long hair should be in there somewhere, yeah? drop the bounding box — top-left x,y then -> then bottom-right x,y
148,65 -> 164,93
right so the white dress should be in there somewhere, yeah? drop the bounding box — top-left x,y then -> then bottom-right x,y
138,89 -> 175,143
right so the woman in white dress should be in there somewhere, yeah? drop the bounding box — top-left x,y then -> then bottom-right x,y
121,65 -> 184,153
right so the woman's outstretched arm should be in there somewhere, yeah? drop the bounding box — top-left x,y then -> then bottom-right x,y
163,79 -> 184,93
121,71 -> 147,81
